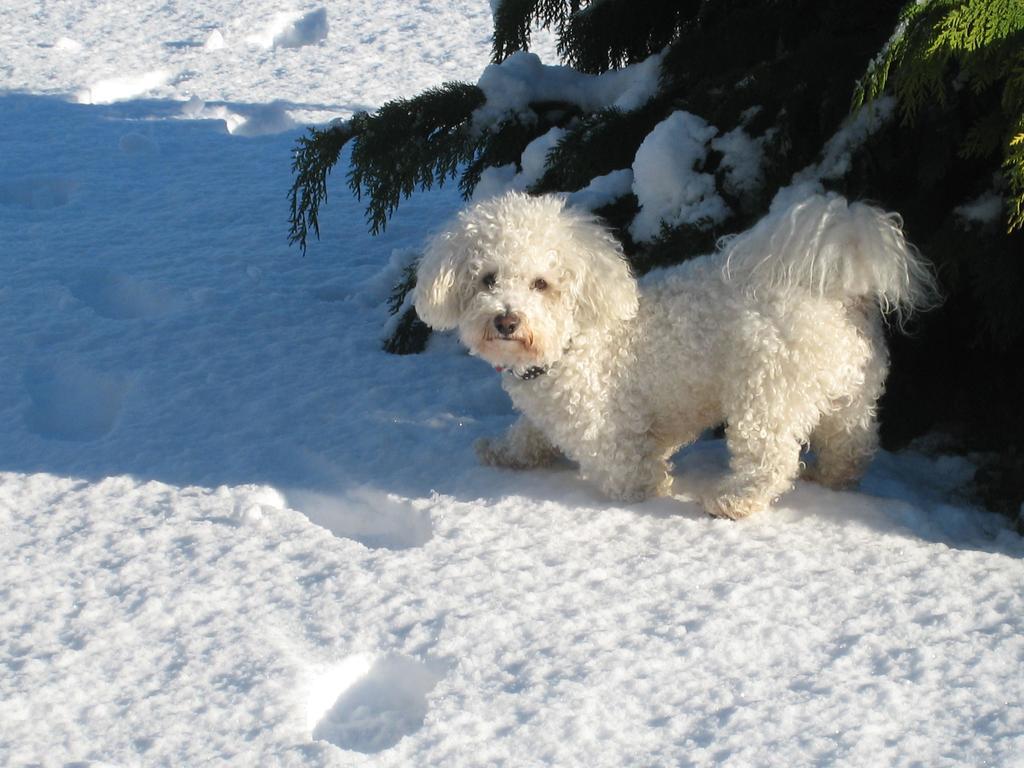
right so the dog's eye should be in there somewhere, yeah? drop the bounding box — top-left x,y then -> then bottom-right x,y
531,278 -> 548,291
481,272 -> 497,289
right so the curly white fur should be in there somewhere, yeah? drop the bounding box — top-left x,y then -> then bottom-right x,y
414,191 -> 938,519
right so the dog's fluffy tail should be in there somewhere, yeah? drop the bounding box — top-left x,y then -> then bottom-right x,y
721,194 -> 939,324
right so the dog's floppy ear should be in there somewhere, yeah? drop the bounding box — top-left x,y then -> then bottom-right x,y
413,231 -> 466,330
564,210 -> 639,329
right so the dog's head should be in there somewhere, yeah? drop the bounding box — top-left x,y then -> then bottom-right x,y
413,192 -> 638,369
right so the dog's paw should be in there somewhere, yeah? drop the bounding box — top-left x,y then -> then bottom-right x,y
801,462 -> 862,491
605,486 -> 654,504
474,436 -> 527,468
703,492 -> 767,520
474,436 -> 502,466
597,472 -> 670,504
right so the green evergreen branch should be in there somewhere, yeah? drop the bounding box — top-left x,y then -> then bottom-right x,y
288,84 -> 486,249
345,83 -> 486,234
852,1 -> 951,116
961,111 -> 1009,159
934,0 -> 1024,52
1008,130 -> 1024,231
855,0 -> 1024,231
559,0 -> 697,74
288,121 -> 357,254
492,0 -> 577,62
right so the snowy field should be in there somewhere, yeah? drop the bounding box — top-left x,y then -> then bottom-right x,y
2,2 -> 1023,766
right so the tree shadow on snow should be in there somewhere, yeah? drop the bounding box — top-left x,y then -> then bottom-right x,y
0,92 -> 1019,558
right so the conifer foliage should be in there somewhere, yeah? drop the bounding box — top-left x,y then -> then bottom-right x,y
288,83 -> 486,249
290,0 -> 906,260
288,0 -> 1024,513
854,0 -> 1024,232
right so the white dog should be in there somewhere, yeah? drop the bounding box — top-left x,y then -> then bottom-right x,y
414,192 -> 936,518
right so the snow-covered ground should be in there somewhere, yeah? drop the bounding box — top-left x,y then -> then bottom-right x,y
2,2 -> 1023,766
0,0 -> 504,126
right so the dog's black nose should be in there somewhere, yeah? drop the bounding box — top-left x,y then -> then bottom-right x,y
494,313 -> 520,337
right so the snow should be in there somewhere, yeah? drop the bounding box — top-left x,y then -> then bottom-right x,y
76,70 -> 173,106
0,0 -> 501,125
471,162 -> 521,202
473,50 -> 664,131
247,8 -> 330,50
712,125 -> 768,198
955,189 -> 1004,225
772,96 -> 896,214
470,126 -> 568,202
568,168 -> 636,210
630,111 -> 731,241
2,2 -> 1024,766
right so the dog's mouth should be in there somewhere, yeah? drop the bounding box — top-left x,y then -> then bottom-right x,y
474,327 -> 542,366
481,330 -> 533,348
491,336 -> 526,345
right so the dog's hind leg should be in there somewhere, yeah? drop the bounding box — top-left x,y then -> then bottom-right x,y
805,351 -> 886,490
475,416 -> 563,469
804,403 -> 879,490
707,342 -> 824,519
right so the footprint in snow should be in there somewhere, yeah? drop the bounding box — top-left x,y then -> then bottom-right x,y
23,364 -> 126,442
284,488 -> 433,550
311,285 -> 348,302
70,268 -> 184,320
118,132 -> 160,155
310,654 -> 442,753
0,177 -> 77,209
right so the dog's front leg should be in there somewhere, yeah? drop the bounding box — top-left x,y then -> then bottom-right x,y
475,416 -> 563,469
706,420 -> 804,520
579,433 -> 673,503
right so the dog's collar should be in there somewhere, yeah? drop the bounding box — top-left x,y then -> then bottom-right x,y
495,365 -> 547,381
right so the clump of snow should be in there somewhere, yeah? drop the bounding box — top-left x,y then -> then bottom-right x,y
518,127 -> 566,187
567,168 -> 634,210
630,111 -> 730,242
55,37 -> 83,52
76,69 -> 171,105
772,97 -> 895,213
183,99 -> 295,136
274,7 -> 329,49
203,29 -> 226,51
471,163 -> 519,203
231,102 -> 297,137
740,104 -> 762,124
180,93 -> 206,117
198,103 -> 248,134
711,125 -> 767,197
248,8 -> 329,49
955,190 -> 1004,225
229,484 -> 286,527
473,50 -> 664,132
816,97 -> 895,180
471,127 -> 566,202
